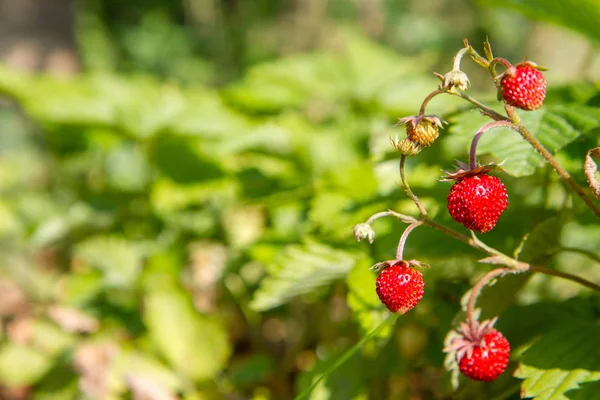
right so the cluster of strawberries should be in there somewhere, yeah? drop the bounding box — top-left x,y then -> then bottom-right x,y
369,60 -> 546,382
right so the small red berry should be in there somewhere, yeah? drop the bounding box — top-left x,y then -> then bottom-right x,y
447,173 -> 508,233
501,63 -> 546,111
376,262 -> 424,314
445,319 -> 511,382
458,329 -> 510,382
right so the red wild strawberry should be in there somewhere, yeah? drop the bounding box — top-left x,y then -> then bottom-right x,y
500,63 -> 546,111
447,173 -> 508,233
376,261 -> 424,314
445,319 -> 510,382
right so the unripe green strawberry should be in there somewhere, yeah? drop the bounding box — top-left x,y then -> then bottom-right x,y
447,173 -> 508,233
500,63 -> 546,111
376,261 -> 424,314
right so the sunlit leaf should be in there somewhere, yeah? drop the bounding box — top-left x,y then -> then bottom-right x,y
144,285 -> 231,381
74,236 -> 145,288
0,343 -> 53,386
250,242 -> 357,311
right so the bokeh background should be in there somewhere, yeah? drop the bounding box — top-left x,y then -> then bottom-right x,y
0,1 -> 599,399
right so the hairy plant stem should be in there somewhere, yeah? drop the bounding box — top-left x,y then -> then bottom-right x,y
505,106 -> 600,219
469,120 -> 516,169
418,89 -> 444,116
447,90 -> 507,121
466,267 -> 522,330
396,221 -> 422,260
399,155 -> 428,216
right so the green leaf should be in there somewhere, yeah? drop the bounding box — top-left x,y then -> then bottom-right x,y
250,242 -> 357,311
515,320 -> 600,400
224,52 -> 347,112
517,217 -> 564,266
74,236 -> 145,288
346,260 -> 392,345
105,143 -> 150,192
482,0 -> 600,46
0,343 -> 53,386
449,105 -> 600,177
144,285 -> 231,381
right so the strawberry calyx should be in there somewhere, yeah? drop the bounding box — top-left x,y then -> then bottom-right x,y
370,259 -> 429,272
444,318 -> 498,361
440,160 -> 506,182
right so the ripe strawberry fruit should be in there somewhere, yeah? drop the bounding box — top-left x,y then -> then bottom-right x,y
458,329 -> 510,382
447,173 -> 508,233
444,318 -> 510,382
376,261 -> 424,314
500,63 -> 546,111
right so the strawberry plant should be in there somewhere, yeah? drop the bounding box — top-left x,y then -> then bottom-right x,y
0,3 -> 599,397
351,38 -> 600,396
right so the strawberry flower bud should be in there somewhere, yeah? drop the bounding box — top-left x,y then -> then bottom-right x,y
441,69 -> 471,91
353,223 -> 375,244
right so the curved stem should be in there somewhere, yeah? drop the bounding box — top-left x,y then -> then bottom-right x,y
489,57 -> 513,70
452,47 -> 470,71
418,89 -> 444,116
396,221 -> 422,260
529,266 -> 600,293
505,106 -> 600,220
469,120 -> 516,169
399,155 -> 428,217
466,267 -> 516,329
372,210 -> 600,294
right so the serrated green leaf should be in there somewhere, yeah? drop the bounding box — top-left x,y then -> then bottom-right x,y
449,105 -> 600,177
144,286 -> 231,381
0,343 -> 53,386
515,320 -> 600,400
482,0 -> 600,46
250,242 -> 357,311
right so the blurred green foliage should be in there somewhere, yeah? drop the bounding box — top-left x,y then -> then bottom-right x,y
0,1 -> 600,399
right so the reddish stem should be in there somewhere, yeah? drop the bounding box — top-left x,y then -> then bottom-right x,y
396,221 -> 422,260
469,120 -> 518,170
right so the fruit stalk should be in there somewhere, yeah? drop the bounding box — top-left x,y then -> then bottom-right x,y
468,120 -> 516,169
418,89 -> 443,116
466,266 -> 525,331
364,210 -> 600,294
395,221 -> 422,260
399,155 -> 428,216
